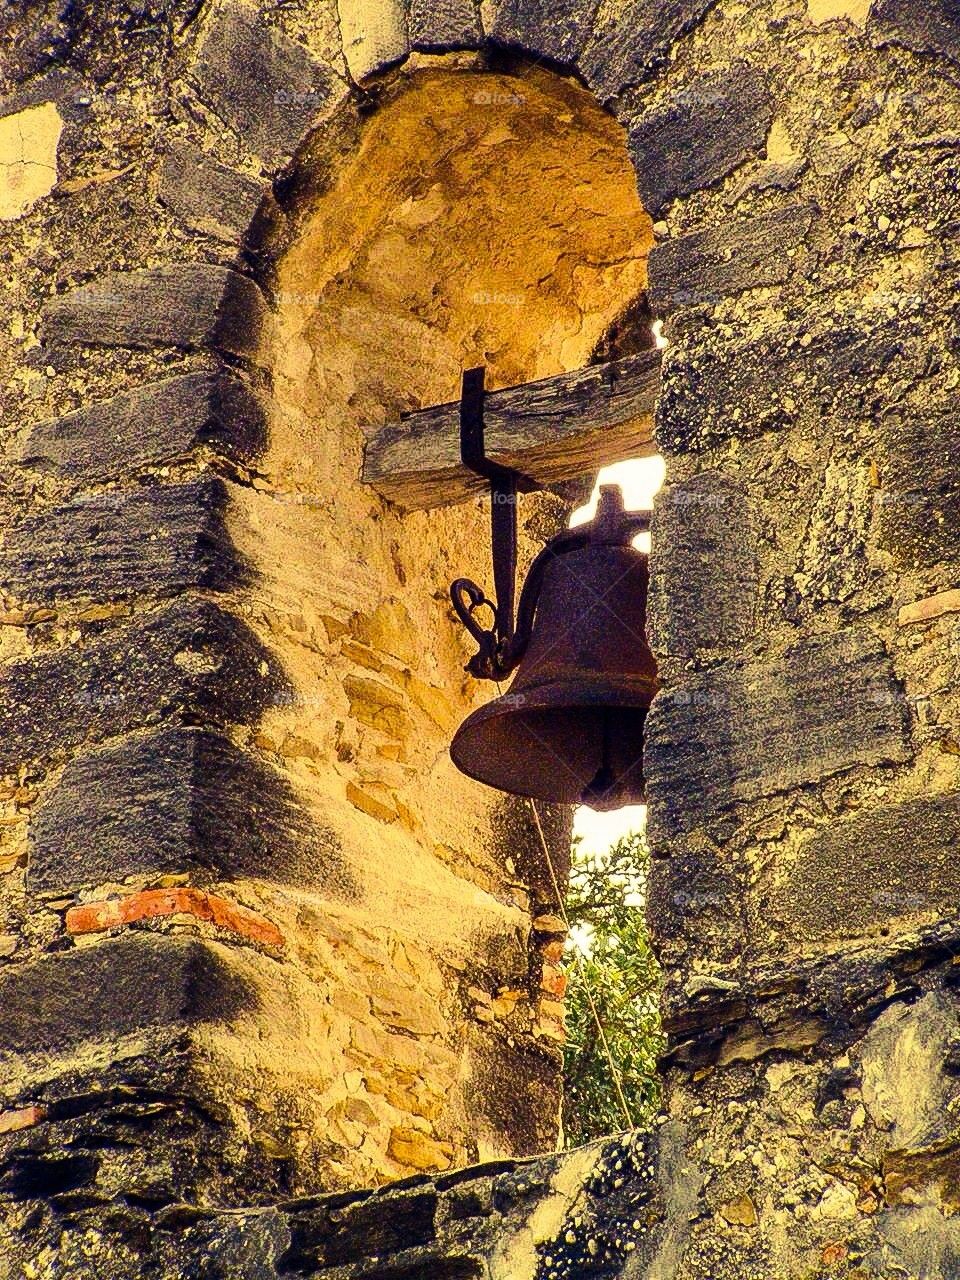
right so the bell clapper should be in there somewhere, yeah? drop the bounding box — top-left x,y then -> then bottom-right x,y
582,712 -> 616,808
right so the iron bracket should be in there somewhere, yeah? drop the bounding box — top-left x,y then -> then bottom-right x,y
449,369 -> 651,683
450,367 -> 537,681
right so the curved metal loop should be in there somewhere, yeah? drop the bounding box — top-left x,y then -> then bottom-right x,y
450,578 -> 495,642
450,578 -> 507,679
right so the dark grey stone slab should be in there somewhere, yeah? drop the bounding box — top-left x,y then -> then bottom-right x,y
42,265 -> 268,358
648,471 -> 757,655
0,936 -> 254,1063
878,408 -> 960,497
409,0 -> 482,49
656,311 -> 917,454
0,479 -> 247,605
30,726 -> 355,895
491,0 -> 600,63
768,792 -> 960,943
664,917 -> 960,1069
158,141 -> 269,243
0,598 -> 287,772
648,204 -> 814,313
191,4 -> 342,167
872,0 -> 960,64
628,66 -> 773,217
16,371 -> 267,486
579,0 -> 716,102
645,628 -> 913,840
876,490 -> 960,572
280,1131 -> 668,1279
874,408 -> 960,570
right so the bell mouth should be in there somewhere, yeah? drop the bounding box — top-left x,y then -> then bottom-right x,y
450,673 -> 655,809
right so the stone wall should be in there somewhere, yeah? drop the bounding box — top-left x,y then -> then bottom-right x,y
2,0 -> 960,1277
0,0 -> 652,1252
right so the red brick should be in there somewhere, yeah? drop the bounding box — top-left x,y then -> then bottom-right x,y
66,888 -> 283,949
540,963 -> 568,998
0,1104 -> 45,1134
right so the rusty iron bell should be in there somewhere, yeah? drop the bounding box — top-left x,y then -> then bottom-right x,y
450,483 -> 658,810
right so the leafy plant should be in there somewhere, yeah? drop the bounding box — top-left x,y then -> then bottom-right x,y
561,828 -> 664,1146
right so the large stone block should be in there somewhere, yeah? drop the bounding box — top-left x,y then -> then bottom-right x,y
191,3 -> 343,166
0,478 -> 247,605
628,66 -> 773,216
42,265 -> 268,358
872,0 -> 960,64
29,727 -> 354,894
16,371 -> 267,486
647,204 -> 814,313
409,0 -> 482,50
857,992 -> 960,1150
648,471 -> 757,655
0,936 -> 254,1066
280,1130 -> 674,1279
0,101 -> 62,221
0,598 -> 286,772
662,918 -> 960,1070
158,141 -> 269,243
874,408 -> 960,570
579,0 -> 715,102
491,0 -> 599,64
286,1187 -> 439,1270
656,310 -> 917,454
336,0 -> 408,80
766,792 -> 960,943
645,628 -> 913,839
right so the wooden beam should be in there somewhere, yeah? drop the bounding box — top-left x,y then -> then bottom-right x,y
361,349 -> 662,512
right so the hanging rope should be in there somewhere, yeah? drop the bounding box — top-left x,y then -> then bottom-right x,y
527,794 -> 635,1132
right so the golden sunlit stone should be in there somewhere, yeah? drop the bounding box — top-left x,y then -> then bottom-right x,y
0,102 -> 62,221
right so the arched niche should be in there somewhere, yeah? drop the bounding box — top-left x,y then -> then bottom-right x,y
225,59 -> 654,1187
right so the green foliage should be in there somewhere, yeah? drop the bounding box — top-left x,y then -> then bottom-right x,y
561,828 -> 664,1146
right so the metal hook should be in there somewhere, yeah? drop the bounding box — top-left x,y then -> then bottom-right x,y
449,367 -> 536,681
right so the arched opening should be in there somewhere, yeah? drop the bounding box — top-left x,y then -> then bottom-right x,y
229,60 -> 657,1189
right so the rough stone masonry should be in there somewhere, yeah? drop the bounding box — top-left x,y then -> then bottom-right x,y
1,0 -> 959,1277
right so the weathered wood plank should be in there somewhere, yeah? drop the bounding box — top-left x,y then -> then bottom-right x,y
361,349 -> 662,512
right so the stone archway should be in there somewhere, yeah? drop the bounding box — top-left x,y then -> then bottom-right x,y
217,58 -> 655,1190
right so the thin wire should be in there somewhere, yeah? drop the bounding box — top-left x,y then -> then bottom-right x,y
489,676 -> 634,1128
527,794 -> 635,1131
